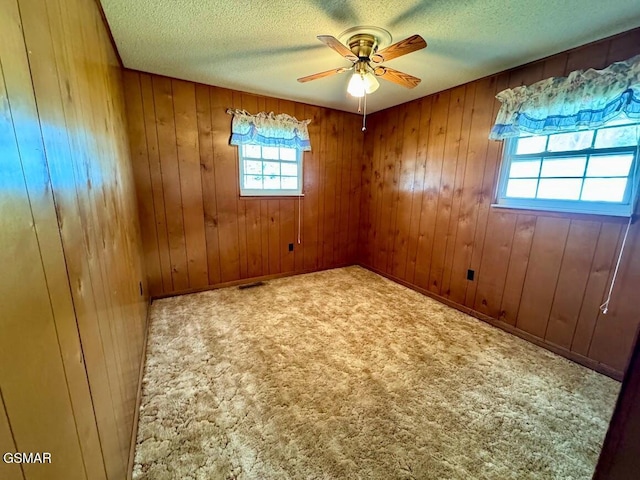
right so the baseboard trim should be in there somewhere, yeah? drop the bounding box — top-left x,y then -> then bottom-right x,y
360,263 -> 624,381
126,298 -> 152,480
150,264 -> 353,301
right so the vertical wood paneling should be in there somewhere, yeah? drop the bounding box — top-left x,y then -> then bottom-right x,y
437,83 -> 476,295
124,72 -> 160,294
445,77 -> 496,305
390,100 -> 420,280
195,84 -> 223,285
336,114 -> 349,264
348,115 -> 363,263
359,27 -> 640,377
0,40 -> 87,478
473,211 -> 517,317
376,107 -> 400,272
235,94 -> 250,280
571,223 -> 623,356
465,73 -> 510,308
545,220 -> 601,348
294,101 -> 307,271
124,74 -> 363,295
386,106 -> 407,274
413,92 -> 449,288
303,105 -> 321,271
153,76 -> 190,290
322,110 -> 338,267
499,214 -> 537,325
140,74 -> 173,292
0,392 -> 23,480
515,217 -> 571,338
173,80 -> 208,288
428,87 -> 465,292
405,98 -> 431,283
1,0 -> 148,479
588,223 -> 640,372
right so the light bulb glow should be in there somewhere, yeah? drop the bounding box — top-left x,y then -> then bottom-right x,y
347,73 -> 366,97
347,71 -> 379,97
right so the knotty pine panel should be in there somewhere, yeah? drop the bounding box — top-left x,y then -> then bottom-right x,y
358,27 -> 640,378
1,0 -> 149,478
124,71 -> 364,297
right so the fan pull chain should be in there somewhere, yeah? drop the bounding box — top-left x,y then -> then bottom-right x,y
357,95 -> 362,113
362,93 -> 367,131
600,215 -> 633,314
297,193 -> 302,244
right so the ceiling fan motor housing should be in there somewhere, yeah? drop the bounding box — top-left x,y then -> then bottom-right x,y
347,34 -> 378,60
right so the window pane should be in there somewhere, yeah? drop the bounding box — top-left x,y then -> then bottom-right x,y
581,178 -> 627,202
540,157 -> 586,177
547,130 -> 593,152
280,148 -> 296,161
244,144 -> 261,158
509,159 -> 540,178
506,179 -> 537,198
586,154 -> 633,177
244,160 -> 262,175
263,161 -> 280,176
281,163 -> 298,176
263,176 -> 280,189
595,125 -> 640,148
281,177 -> 298,189
262,146 -> 279,159
515,136 -> 546,154
537,178 -> 582,200
244,175 -> 263,189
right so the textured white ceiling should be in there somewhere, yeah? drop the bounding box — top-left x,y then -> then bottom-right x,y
100,0 -> 640,114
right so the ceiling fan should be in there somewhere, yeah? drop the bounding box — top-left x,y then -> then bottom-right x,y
297,27 -> 427,98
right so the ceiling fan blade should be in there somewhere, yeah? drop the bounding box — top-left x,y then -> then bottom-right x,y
297,67 -> 350,83
371,34 -> 427,63
373,66 -> 421,88
317,35 -> 358,62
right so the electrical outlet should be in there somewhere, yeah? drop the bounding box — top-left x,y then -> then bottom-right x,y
467,269 -> 475,281
288,243 -> 294,252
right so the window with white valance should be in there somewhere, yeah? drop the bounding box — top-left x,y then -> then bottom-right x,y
227,109 -> 311,196
489,55 -> 640,316
490,54 -> 640,140
490,54 -> 640,218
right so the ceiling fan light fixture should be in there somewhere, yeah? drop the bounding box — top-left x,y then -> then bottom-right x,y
347,71 -> 379,97
363,71 -> 379,94
347,72 -> 366,97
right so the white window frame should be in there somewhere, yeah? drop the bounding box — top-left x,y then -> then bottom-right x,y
494,123 -> 640,217
238,144 -> 303,197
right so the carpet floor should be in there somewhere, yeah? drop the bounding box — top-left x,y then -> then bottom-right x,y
133,266 -> 619,480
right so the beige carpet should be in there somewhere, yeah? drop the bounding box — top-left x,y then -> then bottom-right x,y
133,266 -> 619,479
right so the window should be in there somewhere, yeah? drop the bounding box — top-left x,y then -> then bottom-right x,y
496,120 -> 640,216
239,144 -> 303,196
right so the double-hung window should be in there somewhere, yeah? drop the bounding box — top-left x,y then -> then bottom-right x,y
239,144 -> 303,196
496,120 -> 640,216
228,109 -> 310,196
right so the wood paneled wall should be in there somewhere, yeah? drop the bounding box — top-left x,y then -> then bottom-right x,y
359,28 -> 640,378
123,71 -> 364,297
0,0 -> 147,479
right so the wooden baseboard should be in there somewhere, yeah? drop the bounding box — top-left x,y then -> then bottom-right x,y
359,263 -> 624,381
150,264 -> 353,301
126,298 -> 152,480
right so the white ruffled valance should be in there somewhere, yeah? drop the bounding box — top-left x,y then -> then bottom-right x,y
227,109 -> 312,151
489,54 -> 640,140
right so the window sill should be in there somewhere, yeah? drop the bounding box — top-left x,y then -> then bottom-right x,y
490,202 -> 633,221
240,193 -> 305,199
